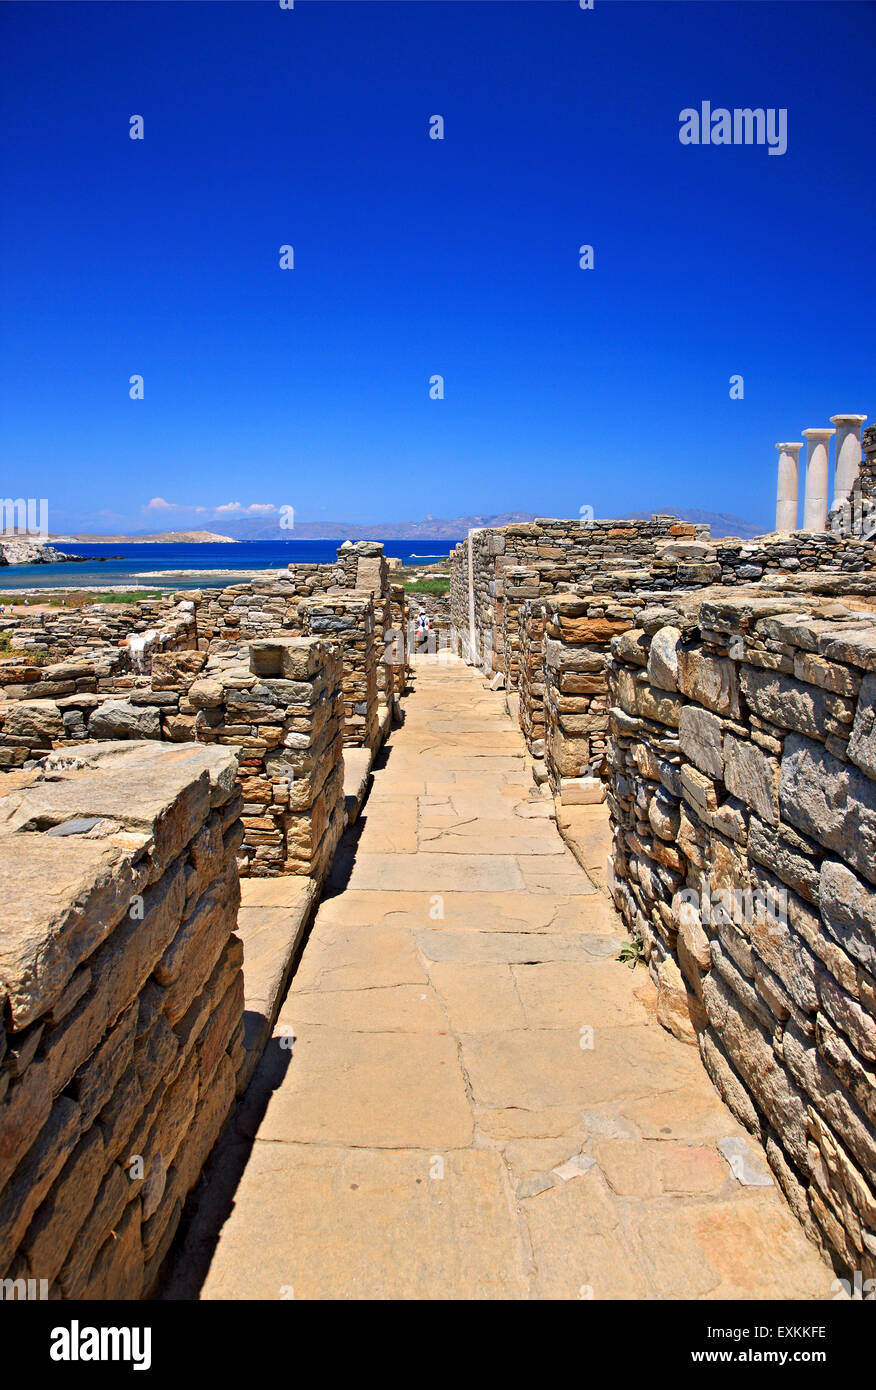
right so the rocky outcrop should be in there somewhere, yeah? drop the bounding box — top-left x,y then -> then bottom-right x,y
0,541 -> 83,566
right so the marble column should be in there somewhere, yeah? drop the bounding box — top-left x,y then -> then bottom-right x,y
802,428 -> 835,531
830,414 -> 867,508
775,442 -> 803,531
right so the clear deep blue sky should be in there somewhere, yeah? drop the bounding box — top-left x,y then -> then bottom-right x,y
1,0 -> 873,533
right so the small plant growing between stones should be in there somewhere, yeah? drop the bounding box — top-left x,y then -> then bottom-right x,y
618,931 -> 645,969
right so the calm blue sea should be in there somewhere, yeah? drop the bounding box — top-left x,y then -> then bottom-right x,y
0,540 -> 460,592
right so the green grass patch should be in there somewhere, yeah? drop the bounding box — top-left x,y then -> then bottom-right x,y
60,590 -> 162,606
0,635 -> 53,666
0,590 -> 161,608
52,590 -> 162,608
402,577 -> 450,595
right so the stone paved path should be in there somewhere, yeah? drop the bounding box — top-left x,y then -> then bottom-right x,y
188,656 -> 831,1299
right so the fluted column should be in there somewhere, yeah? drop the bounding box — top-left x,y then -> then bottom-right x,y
802,428 -> 835,531
775,442 -> 803,531
830,414 -> 867,507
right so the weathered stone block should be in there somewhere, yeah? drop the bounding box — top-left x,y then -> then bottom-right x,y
679,705 -> 724,779
848,671 -> 876,780
819,859 -> 876,975
740,666 -> 855,739
723,735 -> 779,824
647,625 -> 681,692
677,647 -> 740,717
780,734 -> 876,886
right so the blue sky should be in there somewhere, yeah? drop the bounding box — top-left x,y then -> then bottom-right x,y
1,0 -> 873,534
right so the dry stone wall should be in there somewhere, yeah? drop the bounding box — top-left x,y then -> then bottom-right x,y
0,740 -> 244,1298
388,581 -> 409,707
518,597 -> 546,755
540,589 -> 641,800
451,517 -> 876,682
189,637 -> 344,879
0,601 -> 204,769
0,648 -> 209,769
450,518 -> 710,675
605,587 -> 876,1278
0,540 -> 402,807
0,593 -> 196,664
512,534 -> 876,802
196,566 -> 339,648
298,593 -> 379,751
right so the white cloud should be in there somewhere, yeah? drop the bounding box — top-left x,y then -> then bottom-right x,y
143,499 -> 276,517
214,501 -> 276,515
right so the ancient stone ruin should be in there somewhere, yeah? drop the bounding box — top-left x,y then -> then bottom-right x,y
447,449 -> 876,1284
2,430 -> 876,1296
0,543 -> 409,1296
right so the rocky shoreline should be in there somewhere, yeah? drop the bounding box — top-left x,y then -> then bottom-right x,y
0,539 -> 89,567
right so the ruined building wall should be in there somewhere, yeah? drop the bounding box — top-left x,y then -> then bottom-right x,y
518,598 -> 546,755
0,593 -> 197,663
515,535 -> 876,798
0,600 -> 204,770
298,593 -> 379,751
189,637 -> 345,879
450,518 -> 711,676
502,568 -> 540,692
195,565 -> 340,648
540,589 -> 641,799
0,740 -> 245,1298
451,518 -> 876,682
388,582 -> 409,704
0,539 -> 400,801
0,647 -> 209,769
605,588 -> 876,1278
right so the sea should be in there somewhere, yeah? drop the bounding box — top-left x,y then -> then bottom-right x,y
0,540 -> 460,593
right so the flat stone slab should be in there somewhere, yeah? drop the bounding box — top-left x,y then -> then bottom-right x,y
425,962 -> 527,1032
256,1026 -> 474,1149
718,1135 -> 775,1187
511,961 -> 655,1028
281,983 -> 448,1033
342,747 -> 372,826
631,1196 -> 830,1300
290,921 -> 430,991
355,797 -> 418,853
240,877 -> 315,909
236,878 -> 318,1090
415,930 -> 624,964
458,1026 -> 707,1109
316,888 -> 574,932
516,859 -> 598,895
349,852 -> 526,892
522,1168 -> 655,1300
200,1145 -> 528,1300
421,820 -> 565,855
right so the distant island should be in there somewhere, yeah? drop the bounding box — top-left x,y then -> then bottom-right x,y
49,530 -> 236,544
46,507 -> 766,544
